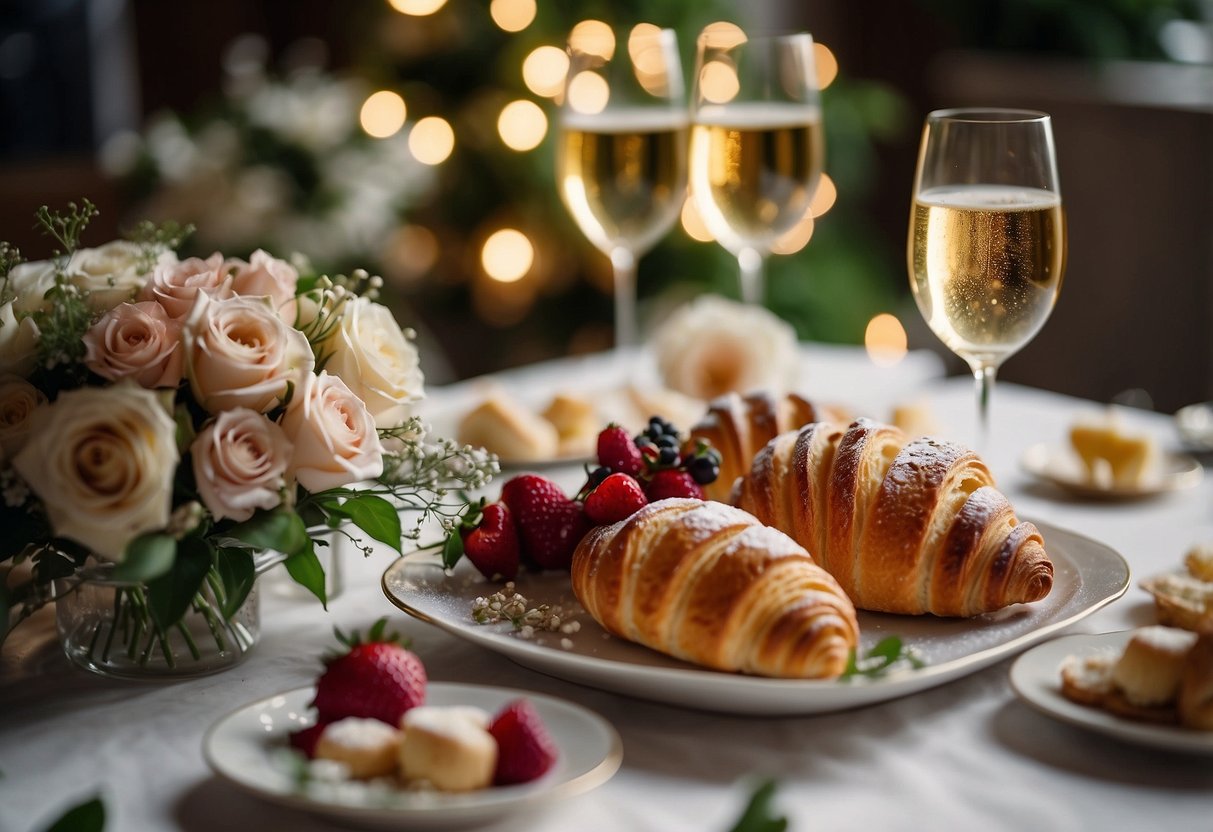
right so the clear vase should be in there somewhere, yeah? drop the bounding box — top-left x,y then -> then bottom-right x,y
54,551 -> 283,680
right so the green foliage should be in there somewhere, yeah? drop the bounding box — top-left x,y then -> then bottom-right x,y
34,199 -> 98,261
110,534 -> 177,583
284,540 -> 328,607
43,795 -> 105,832
214,548 -> 257,619
841,636 -> 926,680
317,493 -> 403,554
145,537 -> 211,630
126,219 -> 194,273
726,780 -> 788,832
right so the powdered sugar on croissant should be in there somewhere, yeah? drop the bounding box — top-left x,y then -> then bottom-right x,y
571,498 -> 858,679
735,418 -> 1053,617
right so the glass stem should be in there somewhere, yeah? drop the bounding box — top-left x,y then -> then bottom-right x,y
973,363 -> 997,450
738,247 -> 765,306
609,247 -> 637,349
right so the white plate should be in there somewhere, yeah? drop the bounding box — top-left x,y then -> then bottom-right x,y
382,520 -> 1129,716
203,683 -> 622,831
1021,443 -> 1202,500
1175,402 -> 1213,451
1009,631 -> 1213,754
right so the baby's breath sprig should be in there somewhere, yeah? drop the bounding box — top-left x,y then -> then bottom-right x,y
127,219 -> 194,273
0,241 -> 23,309
379,431 -> 499,542
34,199 -> 98,267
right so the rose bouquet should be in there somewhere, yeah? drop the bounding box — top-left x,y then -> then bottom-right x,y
0,200 -> 495,674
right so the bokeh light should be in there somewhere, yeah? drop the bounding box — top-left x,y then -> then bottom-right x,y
699,60 -> 740,104
769,212 -> 814,255
809,174 -> 837,218
680,197 -> 714,242
359,90 -> 407,138
700,21 -> 747,50
498,99 -> 547,151
481,228 -> 534,282
865,313 -> 908,366
387,0 -> 447,15
490,0 -> 536,33
569,19 -> 615,60
567,71 -> 610,114
409,116 -> 455,164
814,42 -> 839,89
522,46 -> 569,98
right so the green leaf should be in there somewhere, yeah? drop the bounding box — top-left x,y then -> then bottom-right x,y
110,534 -> 176,583
726,780 -> 787,832
441,528 -> 464,570
284,539 -> 327,608
324,495 -> 402,554
44,795 -> 105,832
214,548 -> 256,620
225,510 -> 309,556
840,636 -> 925,681
145,538 -> 211,631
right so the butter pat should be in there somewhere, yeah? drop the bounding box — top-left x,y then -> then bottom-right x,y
1069,413 -> 1158,489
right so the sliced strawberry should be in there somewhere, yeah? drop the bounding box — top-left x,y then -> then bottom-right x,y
289,721 -> 329,758
312,621 -> 426,727
489,698 -> 559,785
645,469 -> 705,501
585,472 -> 648,525
501,474 -> 590,570
461,502 -> 520,581
596,425 -> 644,476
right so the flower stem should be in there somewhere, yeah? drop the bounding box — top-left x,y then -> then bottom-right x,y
176,621 -> 202,661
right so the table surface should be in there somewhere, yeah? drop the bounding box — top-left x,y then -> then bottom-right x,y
3,345 -> 1211,832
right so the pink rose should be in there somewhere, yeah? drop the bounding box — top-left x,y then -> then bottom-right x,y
83,301 -> 184,389
227,249 -> 299,323
140,253 -> 232,320
282,371 -> 384,492
191,408 -> 293,522
184,295 -> 315,414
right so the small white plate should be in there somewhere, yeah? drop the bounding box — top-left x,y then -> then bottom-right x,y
382,520 -> 1128,716
1009,631 -> 1213,755
203,683 -> 622,830
1176,402 -> 1213,451
1021,443 -> 1202,500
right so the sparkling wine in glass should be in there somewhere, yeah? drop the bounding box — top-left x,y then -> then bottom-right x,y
557,25 -> 688,348
908,108 -> 1066,443
690,30 -> 823,306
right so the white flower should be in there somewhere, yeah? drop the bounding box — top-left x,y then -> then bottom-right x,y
322,296 -> 424,429
6,260 -> 57,315
651,295 -> 800,401
0,301 -> 40,377
13,384 -> 178,560
67,240 -> 148,312
0,374 -> 45,459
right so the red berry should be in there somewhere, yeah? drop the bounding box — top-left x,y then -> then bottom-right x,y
584,473 -> 648,525
312,641 -> 426,727
645,469 -> 705,501
596,425 -> 644,477
289,722 -> 329,759
500,474 -> 590,570
489,699 -> 559,785
461,502 -> 521,581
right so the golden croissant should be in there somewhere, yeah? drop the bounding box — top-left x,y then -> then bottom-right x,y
735,418 -> 1054,617
571,498 -> 859,679
687,391 -> 847,502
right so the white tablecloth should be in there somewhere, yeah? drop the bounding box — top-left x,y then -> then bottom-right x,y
3,346 -> 1211,832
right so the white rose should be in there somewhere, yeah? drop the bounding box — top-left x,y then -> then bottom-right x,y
0,374 -> 45,460
0,301 -> 40,377
184,294 -> 315,414
191,408 -> 293,522
282,370 -> 384,492
651,295 -> 800,400
6,260 -> 57,315
67,240 -> 147,312
13,384 -> 178,560
323,296 -> 424,428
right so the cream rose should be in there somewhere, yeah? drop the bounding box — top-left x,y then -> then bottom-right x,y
67,240 -> 147,312
282,370 -> 384,492
191,408 -> 293,522
651,295 -> 800,400
227,249 -> 299,323
83,301 -> 184,388
0,375 -> 45,460
323,296 -> 423,429
7,260 -> 56,314
184,294 -> 315,414
0,301 -> 40,377
140,253 -> 232,320
12,384 -> 178,560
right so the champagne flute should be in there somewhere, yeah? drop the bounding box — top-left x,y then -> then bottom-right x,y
908,108 -> 1066,444
689,30 -> 823,306
557,25 -> 688,349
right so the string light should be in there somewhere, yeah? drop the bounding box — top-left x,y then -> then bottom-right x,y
567,71 -> 610,114
359,90 -> 406,138
498,100 -> 547,151
482,229 -> 534,282
680,197 -> 714,242
489,0 -> 535,32
810,174 -> 837,218
409,116 -> 455,164
864,313 -> 908,366
386,0 -> 447,15
568,19 -> 615,60
522,46 -> 569,98
814,42 -> 839,89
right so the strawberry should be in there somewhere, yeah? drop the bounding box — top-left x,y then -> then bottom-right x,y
489,698 -> 559,785
584,472 -> 648,525
500,474 -> 590,570
289,722 -> 329,759
645,469 -> 705,501
311,619 -> 426,727
460,502 -> 520,581
596,425 -> 644,477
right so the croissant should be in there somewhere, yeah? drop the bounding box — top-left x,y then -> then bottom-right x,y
687,391 -> 847,502
735,418 -> 1054,617
571,498 -> 859,679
